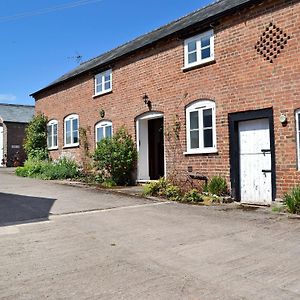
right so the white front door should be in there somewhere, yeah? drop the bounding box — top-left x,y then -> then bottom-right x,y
239,118 -> 272,205
137,118 -> 150,181
136,112 -> 164,182
0,126 -> 3,166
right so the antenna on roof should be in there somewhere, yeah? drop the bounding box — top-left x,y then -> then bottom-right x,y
67,51 -> 83,64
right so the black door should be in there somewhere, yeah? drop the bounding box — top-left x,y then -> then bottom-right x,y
148,118 -> 164,180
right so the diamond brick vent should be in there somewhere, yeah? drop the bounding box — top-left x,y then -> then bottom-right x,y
255,22 -> 291,63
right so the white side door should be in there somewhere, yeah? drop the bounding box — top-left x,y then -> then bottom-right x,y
239,119 -> 272,205
0,126 -> 3,166
136,118 -> 150,181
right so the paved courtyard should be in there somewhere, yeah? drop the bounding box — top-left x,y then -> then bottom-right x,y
0,168 -> 300,299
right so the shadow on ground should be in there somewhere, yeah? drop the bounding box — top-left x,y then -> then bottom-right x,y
0,192 -> 55,226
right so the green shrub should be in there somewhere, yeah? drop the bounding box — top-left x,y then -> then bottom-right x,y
16,159 -> 48,178
207,176 -> 228,196
24,114 -> 48,160
93,127 -> 137,185
165,185 -> 181,201
283,186 -> 300,214
183,189 -> 203,203
43,158 -> 79,180
15,158 -> 79,180
102,179 -> 117,188
143,178 -> 182,201
142,177 -> 168,197
143,181 -> 160,196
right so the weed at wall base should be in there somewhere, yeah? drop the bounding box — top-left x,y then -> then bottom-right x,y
283,186 -> 300,214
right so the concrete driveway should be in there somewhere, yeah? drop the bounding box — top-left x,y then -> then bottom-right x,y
0,168 -> 150,225
0,168 -> 300,299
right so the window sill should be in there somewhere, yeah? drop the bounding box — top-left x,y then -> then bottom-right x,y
93,90 -> 112,98
184,149 -> 218,155
63,144 -> 79,149
182,59 -> 216,72
48,147 -> 58,151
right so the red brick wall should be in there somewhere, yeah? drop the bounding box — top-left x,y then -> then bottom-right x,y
4,122 -> 27,166
35,0 -> 300,197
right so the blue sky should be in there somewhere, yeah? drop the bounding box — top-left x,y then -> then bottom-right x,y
0,0 -> 212,105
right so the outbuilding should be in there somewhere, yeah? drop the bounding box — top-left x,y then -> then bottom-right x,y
0,104 -> 34,167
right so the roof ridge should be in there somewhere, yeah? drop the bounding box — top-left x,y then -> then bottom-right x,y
79,0 -> 221,67
0,103 -> 35,108
32,0 -> 256,96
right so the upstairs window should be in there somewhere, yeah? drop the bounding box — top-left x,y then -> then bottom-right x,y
184,30 -> 214,68
95,121 -> 112,143
64,114 -> 79,147
47,120 -> 58,149
95,69 -> 112,96
186,100 -> 217,154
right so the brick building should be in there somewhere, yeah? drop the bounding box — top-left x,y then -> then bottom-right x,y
31,0 -> 300,204
0,104 -> 34,167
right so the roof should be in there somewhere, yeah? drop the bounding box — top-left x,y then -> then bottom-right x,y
31,0 -> 258,97
0,103 -> 35,123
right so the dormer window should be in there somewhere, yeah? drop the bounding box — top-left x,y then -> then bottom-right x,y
184,30 -> 214,68
94,69 -> 112,96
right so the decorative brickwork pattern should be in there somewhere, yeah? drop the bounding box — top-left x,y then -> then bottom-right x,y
255,22 -> 291,63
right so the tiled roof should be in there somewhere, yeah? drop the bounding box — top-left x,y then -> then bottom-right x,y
31,0 -> 258,96
0,103 -> 35,123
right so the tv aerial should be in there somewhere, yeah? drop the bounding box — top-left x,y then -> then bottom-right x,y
67,51 -> 83,64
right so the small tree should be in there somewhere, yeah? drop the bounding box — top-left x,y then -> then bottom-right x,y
93,127 -> 137,185
24,114 -> 48,160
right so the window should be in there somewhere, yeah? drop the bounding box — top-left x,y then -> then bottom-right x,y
184,30 -> 214,68
95,121 -> 112,143
186,100 -> 217,154
64,114 -> 79,147
94,69 -> 112,96
47,120 -> 58,149
296,110 -> 300,170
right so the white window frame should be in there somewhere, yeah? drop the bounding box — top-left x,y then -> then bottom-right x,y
183,30 -> 214,69
94,69 -> 112,96
185,100 -> 217,155
47,120 -> 58,150
296,110 -> 300,170
95,121 -> 113,144
64,114 -> 79,147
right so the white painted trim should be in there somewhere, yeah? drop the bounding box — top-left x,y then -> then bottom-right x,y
184,29 -> 214,68
296,109 -> 300,170
186,100 -> 217,154
93,90 -> 112,98
94,69 -> 112,96
184,149 -> 218,155
95,120 -> 113,144
181,59 -> 215,71
47,120 -> 58,150
136,112 -> 165,182
138,112 -> 163,121
64,114 -> 79,147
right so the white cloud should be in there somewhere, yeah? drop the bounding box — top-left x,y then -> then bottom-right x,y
0,94 -> 17,102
